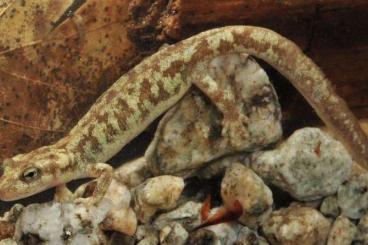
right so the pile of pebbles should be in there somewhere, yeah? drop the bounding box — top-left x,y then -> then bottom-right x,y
1,54 -> 367,245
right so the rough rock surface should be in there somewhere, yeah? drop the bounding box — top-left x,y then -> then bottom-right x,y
262,206 -> 331,245
188,222 -> 244,245
153,201 -> 202,231
135,225 -> 159,245
159,222 -> 188,245
337,171 -> 368,219
320,195 -> 340,218
252,127 -> 353,201
221,163 -> 273,228
13,200 -> 112,244
357,213 -> 368,243
327,215 -> 357,245
146,54 -> 282,176
132,175 -> 184,223
235,226 -> 269,245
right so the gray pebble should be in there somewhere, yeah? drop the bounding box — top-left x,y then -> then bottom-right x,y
252,128 -> 352,201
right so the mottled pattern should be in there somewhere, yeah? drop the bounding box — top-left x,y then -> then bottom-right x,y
1,25 -> 367,201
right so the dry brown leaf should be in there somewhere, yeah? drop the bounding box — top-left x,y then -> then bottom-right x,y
0,0 -> 138,160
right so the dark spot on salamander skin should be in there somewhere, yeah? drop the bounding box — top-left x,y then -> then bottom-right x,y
162,60 -> 185,78
113,97 -> 135,131
232,29 -> 272,56
75,137 -> 90,163
96,112 -> 109,124
156,80 -> 172,101
139,79 -> 152,99
104,89 -> 119,104
104,123 -> 118,143
114,111 -> 128,132
137,102 -> 150,121
189,39 -> 215,66
218,39 -> 234,54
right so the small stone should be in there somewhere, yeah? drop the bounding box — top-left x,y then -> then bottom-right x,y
327,215 -> 357,245
188,222 -> 243,245
252,127 -> 353,201
159,222 -> 188,245
72,176 -> 137,236
132,175 -> 184,223
337,171 -> 368,219
320,195 -> 340,218
221,163 -> 273,228
101,179 -> 137,235
356,213 -> 368,243
235,226 -> 269,245
262,206 -> 331,245
153,201 -> 202,231
136,225 -> 159,245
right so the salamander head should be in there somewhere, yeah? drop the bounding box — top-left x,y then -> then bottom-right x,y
0,146 -> 75,201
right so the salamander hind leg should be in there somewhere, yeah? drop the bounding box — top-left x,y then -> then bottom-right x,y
191,69 -> 250,150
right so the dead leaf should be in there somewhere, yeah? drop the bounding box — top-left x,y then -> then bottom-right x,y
0,0 -> 138,160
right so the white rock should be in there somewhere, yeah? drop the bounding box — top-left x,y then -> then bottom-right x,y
221,163 -> 273,228
14,200 -> 111,244
146,54 -> 282,176
252,127 -> 353,200
132,175 -> 184,223
262,206 -> 331,245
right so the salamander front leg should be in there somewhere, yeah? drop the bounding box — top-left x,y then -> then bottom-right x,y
75,163 -> 113,206
54,184 -> 76,202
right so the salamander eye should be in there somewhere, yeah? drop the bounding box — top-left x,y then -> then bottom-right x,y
21,167 -> 41,182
